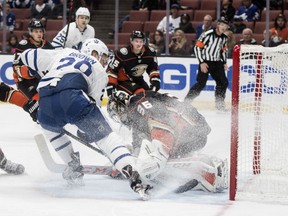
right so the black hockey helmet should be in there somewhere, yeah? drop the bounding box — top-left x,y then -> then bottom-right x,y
28,20 -> 45,33
130,31 -> 146,43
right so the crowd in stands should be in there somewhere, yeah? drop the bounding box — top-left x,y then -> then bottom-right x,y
0,0 -> 95,53
1,0 -> 288,56
113,0 -> 288,57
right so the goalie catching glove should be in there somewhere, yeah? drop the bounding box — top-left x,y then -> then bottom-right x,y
149,77 -> 161,92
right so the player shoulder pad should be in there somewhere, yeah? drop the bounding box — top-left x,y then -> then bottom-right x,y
19,39 -> 28,45
119,47 -> 128,55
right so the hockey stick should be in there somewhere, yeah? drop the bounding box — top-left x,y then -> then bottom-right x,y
35,133 -> 217,175
63,129 -> 105,156
34,134 -> 113,175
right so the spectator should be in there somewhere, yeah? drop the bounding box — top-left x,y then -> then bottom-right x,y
196,14 -> 213,39
132,0 -> 159,11
261,29 -> 278,47
50,0 -> 63,19
7,34 -> 18,53
149,30 -> 165,55
221,0 -> 235,23
1,3 -> 16,33
269,13 -> 288,46
224,30 -> 235,58
157,3 -> 181,34
236,28 -> 257,45
235,0 -> 259,22
84,0 -> 98,10
253,0 -> 283,10
178,13 -> 195,33
11,0 -> 32,8
169,29 -> 192,56
30,0 -> 52,23
230,15 -> 246,34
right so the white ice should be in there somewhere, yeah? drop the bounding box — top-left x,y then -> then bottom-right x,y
0,104 -> 287,216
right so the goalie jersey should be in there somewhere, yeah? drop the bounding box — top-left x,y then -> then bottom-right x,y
20,48 -> 107,106
126,91 -> 211,158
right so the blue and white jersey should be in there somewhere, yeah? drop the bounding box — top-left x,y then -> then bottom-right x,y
20,48 -> 108,106
51,22 -> 95,50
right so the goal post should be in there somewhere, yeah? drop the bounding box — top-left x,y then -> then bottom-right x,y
230,44 -> 288,202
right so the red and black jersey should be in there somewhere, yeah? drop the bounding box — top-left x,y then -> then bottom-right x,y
12,37 -> 54,100
107,45 -> 160,86
126,91 -> 211,158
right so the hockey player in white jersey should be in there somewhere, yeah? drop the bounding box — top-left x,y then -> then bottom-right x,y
19,38 -> 150,198
51,7 -> 95,50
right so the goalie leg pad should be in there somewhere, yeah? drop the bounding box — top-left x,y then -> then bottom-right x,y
136,139 -> 169,181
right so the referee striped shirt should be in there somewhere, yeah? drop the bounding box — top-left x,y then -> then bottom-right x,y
194,29 -> 228,64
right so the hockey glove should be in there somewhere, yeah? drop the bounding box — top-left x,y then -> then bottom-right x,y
23,100 -> 39,122
150,77 -> 161,92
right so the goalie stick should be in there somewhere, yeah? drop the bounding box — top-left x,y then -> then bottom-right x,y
35,134 -> 218,175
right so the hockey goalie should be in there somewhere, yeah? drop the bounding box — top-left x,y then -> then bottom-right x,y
107,90 -> 228,193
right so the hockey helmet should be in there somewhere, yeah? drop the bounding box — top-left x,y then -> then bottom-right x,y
76,7 -> 90,18
28,20 -> 45,34
81,38 -> 109,65
130,31 -> 146,43
107,90 -> 131,124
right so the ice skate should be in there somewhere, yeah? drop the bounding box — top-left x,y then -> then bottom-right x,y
122,165 -> 152,200
62,152 -> 84,184
0,159 -> 25,175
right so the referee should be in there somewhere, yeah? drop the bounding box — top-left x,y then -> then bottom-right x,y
186,16 -> 230,111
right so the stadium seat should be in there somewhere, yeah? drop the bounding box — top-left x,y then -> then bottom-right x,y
200,0 -> 218,10
129,10 -> 150,22
118,33 -> 131,45
180,0 -> 200,10
12,30 -> 29,41
243,21 -> 255,31
44,30 -> 58,42
22,19 -> 31,31
107,44 -> 127,51
143,21 -> 159,34
193,10 -> 216,21
150,10 -> 166,21
185,33 -> 197,45
234,33 -> 242,44
15,21 -> 23,30
121,21 -> 144,33
260,10 -> 282,21
253,33 -> 264,44
11,8 -> 30,19
46,20 -> 64,31
253,21 -> 274,34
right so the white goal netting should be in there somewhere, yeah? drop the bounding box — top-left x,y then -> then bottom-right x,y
231,44 -> 288,202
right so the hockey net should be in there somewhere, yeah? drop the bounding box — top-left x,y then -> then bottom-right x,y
230,44 -> 288,202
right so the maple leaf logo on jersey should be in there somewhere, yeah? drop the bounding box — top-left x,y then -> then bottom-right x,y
131,64 -> 148,77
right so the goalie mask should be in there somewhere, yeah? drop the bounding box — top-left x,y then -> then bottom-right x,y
107,91 -> 131,125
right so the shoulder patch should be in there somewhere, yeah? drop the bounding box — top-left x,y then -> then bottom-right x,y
120,47 -> 128,55
19,40 -> 28,45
